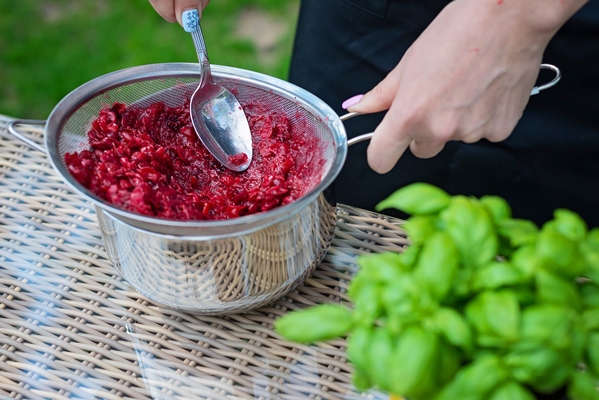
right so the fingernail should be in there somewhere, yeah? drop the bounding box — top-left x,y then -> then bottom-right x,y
342,94 -> 364,110
182,9 -> 199,32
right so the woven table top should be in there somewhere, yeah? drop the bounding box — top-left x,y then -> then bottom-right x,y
0,116 -> 410,400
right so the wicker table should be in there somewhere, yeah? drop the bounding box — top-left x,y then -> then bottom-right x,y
0,117 -> 409,400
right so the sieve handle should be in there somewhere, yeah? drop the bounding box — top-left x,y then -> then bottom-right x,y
339,112 -> 374,146
340,63 -> 561,147
6,119 -> 47,153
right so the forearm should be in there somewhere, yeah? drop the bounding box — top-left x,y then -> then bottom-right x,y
474,0 -> 589,37
518,0 -> 589,33
441,0 -> 590,64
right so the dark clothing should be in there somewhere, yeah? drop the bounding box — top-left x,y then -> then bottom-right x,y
288,0 -> 599,227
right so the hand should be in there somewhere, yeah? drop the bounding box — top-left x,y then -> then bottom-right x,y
148,0 -> 211,25
344,0 -> 588,174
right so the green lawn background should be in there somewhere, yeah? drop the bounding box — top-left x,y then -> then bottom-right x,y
0,0 -> 299,119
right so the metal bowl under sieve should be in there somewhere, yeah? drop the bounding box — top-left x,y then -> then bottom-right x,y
8,63 -> 348,314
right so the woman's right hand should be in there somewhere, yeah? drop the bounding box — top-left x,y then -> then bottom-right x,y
148,0 -> 211,25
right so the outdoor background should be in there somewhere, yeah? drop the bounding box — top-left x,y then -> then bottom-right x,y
0,0 -> 300,119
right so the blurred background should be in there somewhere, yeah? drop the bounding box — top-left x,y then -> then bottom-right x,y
0,0 -> 300,119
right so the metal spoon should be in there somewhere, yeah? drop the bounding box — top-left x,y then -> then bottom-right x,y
182,9 -> 252,172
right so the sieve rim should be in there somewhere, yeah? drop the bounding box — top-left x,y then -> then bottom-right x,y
44,63 -> 347,236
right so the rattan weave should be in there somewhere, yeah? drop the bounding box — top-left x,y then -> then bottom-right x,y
0,116 -> 409,400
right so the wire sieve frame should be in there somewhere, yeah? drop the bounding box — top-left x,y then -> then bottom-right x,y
44,63 -> 348,237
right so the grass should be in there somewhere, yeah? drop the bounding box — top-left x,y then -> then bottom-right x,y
0,0 -> 299,119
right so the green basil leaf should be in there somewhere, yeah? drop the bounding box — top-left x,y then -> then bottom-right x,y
434,307 -> 473,354
497,218 -> 539,247
397,244 -> 421,270
511,245 -> 541,279
347,327 -> 372,374
586,333 -> 599,377
453,266 -> 476,298
478,335 -> 514,348
527,362 -> 571,394
482,290 -> 520,341
440,196 -> 498,268
568,372 -> 599,400
350,253 -> 406,307
351,283 -> 384,327
489,381 -> 536,400
581,229 -> 599,280
535,269 -> 581,309
346,271 -> 369,303
585,256 -> 599,283
474,260 -> 526,290
389,327 -> 440,399
504,347 -> 564,384
480,195 -> 512,223
437,341 -> 462,385
465,293 -> 493,337
376,182 -> 451,215
584,228 -> 599,249
355,252 -> 405,284
435,354 -> 506,400
381,275 -> 421,329
351,366 -> 372,392
520,304 -> 574,351
570,322 -> 588,363
582,284 -> 599,308
414,231 -> 459,299
274,304 -> 353,343
583,308 -> 599,331
552,208 -> 588,242
366,327 -> 395,392
402,215 -> 438,245
536,225 -> 581,276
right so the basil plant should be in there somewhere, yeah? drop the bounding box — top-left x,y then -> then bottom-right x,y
275,183 -> 599,400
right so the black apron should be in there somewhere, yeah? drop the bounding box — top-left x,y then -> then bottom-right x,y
288,0 -> 599,228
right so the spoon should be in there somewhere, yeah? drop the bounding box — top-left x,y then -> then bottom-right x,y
182,9 -> 252,172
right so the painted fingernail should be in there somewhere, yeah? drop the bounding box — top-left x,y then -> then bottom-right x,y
342,94 -> 364,110
182,9 -> 199,32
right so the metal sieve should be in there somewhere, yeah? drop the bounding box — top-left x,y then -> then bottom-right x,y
41,62 -> 347,236
7,63 -> 348,314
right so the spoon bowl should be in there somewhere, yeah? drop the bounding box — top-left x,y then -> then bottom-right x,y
183,9 -> 252,172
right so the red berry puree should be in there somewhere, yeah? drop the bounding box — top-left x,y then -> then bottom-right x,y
65,101 -> 325,221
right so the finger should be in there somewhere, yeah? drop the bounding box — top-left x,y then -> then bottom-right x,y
344,63 -> 403,114
174,0 -> 211,25
485,105 -> 525,143
148,0 -> 206,24
409,139 -> 446,159
408,113 -> 454,156
148,0 -> 178,23
366,110 -> 413,174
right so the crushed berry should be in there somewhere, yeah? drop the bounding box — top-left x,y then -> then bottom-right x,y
229,152 -> 249,166
65,100 -> 324,221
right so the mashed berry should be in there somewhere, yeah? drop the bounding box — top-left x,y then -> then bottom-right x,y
64,101 -> 323,221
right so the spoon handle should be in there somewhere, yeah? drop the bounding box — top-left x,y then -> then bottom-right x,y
182,10 -> 210,69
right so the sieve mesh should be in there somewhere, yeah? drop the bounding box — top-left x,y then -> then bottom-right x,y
59,77 -> 335,166
45,64 -> 346,235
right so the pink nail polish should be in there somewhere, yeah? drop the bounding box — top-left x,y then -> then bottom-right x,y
342,94 -> 364,110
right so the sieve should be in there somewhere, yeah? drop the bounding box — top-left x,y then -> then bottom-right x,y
7,63 -> 348,314
10,63 -> 347,235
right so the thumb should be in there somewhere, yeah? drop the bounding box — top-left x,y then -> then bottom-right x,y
175,0 -> 211,25
342,64 -> 402,114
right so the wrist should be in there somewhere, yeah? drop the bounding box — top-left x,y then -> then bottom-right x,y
479,0 -> 589,35
448,0 -> 589,58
